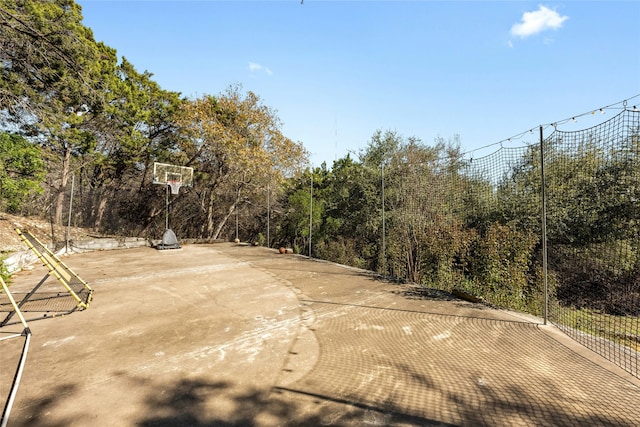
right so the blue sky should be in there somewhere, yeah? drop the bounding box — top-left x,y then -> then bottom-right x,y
77,1 -> 640,166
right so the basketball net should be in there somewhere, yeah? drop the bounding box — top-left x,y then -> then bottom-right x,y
168,180 -> 182,195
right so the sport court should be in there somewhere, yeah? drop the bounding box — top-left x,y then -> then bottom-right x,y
1,243 -> 639,426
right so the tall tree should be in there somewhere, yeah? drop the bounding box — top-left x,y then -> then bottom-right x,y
176,85 -> 307,239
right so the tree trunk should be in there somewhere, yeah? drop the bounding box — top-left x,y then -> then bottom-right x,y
212,200 -> 238,240
54,142 -> 72,225
94,196 -> 108,230
206,190 -> 216,238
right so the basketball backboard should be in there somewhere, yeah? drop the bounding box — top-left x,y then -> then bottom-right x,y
153,162 -> 194,194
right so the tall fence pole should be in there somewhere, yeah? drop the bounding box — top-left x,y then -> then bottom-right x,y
235,185 -> 239,242
309,170 -> 313,257
66,173 -> 75,252
381,163 -> 386,275
540,125 -> 549,325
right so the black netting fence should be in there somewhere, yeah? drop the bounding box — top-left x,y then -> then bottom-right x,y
544,111 -> 640,376
382,109 -> 640,377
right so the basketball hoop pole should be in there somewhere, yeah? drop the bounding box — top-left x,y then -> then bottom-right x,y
165,181 -> 182,231
165,183 -> 169,231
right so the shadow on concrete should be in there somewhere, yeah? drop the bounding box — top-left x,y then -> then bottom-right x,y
397,286 -> 459,302
134,376 -> 456,426
300,298 -> 536,326
271,386 -> 457,426
9,371 -> 635,427
391,285 -> 506,312
137,374 -> 636,426
7,339 -> 638,426
121,375 -> 452,426
9,384 -> 77,427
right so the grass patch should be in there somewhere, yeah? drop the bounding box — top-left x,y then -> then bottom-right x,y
553,306 -> 640,351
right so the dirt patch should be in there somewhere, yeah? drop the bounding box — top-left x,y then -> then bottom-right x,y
0,213 -> 97,253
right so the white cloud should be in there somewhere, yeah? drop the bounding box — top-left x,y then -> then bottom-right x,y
249,62 -> 273,75
511,5 -> 568,38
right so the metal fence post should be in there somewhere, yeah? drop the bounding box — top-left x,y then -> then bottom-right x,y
66,173 -> 75,252
309,169 -> 313,258
540,126 -> 549,325
381,162 -> 386,275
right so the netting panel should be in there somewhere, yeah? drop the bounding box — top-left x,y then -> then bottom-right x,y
544,111 -> 640,376
11,229 -> 93,317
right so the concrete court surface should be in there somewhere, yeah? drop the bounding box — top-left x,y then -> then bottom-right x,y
1,243 -> 639,427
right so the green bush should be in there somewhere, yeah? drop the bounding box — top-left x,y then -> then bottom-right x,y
315,237 -> 367,270
464,222 -> 541,312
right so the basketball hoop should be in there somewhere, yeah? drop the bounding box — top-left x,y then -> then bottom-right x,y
167,180 -> 182,195
151,162 -> 194,248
